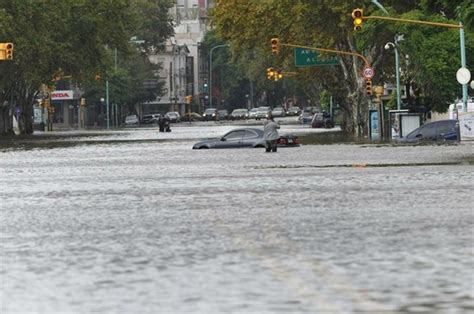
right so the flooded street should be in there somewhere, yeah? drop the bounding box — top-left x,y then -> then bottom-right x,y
1,124 -> 473,313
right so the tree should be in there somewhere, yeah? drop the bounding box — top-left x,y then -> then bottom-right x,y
0,0 -> 174,135
210,0 -> 473,134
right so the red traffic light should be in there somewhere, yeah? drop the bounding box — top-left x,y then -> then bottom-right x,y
271,38 -> 280,54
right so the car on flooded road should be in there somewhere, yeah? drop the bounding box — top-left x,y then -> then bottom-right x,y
124,114 -> 140,126
398,120 -> 460,143
192,127 -> 299,149
230,108 -> 249,120
165,111 -> 180,123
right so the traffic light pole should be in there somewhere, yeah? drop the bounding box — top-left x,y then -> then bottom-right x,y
362,14 -> 467,112
209,44 -> 230,109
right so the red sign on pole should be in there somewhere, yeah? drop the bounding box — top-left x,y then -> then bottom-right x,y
363,66 -> 374,79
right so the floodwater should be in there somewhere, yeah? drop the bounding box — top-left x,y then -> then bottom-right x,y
1,124 -> 473,313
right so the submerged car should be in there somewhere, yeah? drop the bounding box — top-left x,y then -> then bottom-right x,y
124,114 -> 139,126
311,112 -> 334,128
165,111 -> 180,123
192,127 -> 299,149
399,119 -> 460,143
142,113 -> 161,124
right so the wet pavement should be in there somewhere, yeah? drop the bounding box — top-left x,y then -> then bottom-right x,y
1,123 -> 473,313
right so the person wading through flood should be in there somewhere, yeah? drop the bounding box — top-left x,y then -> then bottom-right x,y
263,113 -> 280,152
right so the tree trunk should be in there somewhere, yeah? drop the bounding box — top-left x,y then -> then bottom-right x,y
0,102 -> 14,135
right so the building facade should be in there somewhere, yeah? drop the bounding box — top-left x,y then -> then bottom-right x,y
142,0 -> 211,116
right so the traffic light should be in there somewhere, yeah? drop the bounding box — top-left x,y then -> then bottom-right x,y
275,70 -> 283,81
0,43 -> 14,60
186,95 -> 193,104
80,98 -> 86,107
203,79 -> 208,92
267,67 -> 275,80
95,72 -> 101,81
352,8 -> 364,31
5,43 -> 13,60
271,38 -> 280,54
366,79 -> 372,95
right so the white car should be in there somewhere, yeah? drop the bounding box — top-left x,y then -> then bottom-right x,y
166,111 -> 180,123
248,108 -> 259,119
124,114 -> 139,125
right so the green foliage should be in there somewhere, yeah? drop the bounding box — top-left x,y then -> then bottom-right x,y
211,0 -> 473,133
0,0 -> 174,134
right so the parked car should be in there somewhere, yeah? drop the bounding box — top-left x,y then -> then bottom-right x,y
271,107 -> 286,117
286,106 -> 301,116
218,109 -> 229,120
124,114 -> 139,126
202,108 -> 219,121
298,110 -> 315,124
165,111 -> 180,123
181,112 -> 204,122
398,120 -> 460,143
230,108 -> 249,120
192,128 -> 299,149
255,106 -> 271,120
142,113 -> 161,124
311,112 -> 334,128
248,108 -> 259,119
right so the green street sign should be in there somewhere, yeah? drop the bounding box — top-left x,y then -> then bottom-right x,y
294,48 -> 340,67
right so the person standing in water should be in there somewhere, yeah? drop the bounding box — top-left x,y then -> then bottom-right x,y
263,113 -> 280,152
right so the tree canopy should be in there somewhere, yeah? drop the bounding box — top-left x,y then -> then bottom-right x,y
211,0 -> 473,133
0,0 -> 174,134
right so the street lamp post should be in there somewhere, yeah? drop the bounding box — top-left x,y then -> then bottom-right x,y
209,44 -> 230,109
106,79 -> 110,129
385,35 -> 403,110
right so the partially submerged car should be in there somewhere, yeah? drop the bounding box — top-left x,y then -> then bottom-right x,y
311,112 -> 334,128
192,127 -> 299,149
124,114 -> 139,126
398,120 -> 460,143
165,111 -> 180,123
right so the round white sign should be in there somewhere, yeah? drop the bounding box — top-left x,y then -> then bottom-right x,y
456,67 -> 471,84
471,80 -> 474,89
363,67 -> 374,79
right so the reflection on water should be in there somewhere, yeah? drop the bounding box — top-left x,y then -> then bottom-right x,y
1,126 -> 473,313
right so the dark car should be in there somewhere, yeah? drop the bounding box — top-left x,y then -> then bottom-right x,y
286,106 -> 301,116
203,108 -> 219,121
311,112 -> 334,128
218,110 -> 229,120
399,120 -> 460,143
192,128 -> 299,149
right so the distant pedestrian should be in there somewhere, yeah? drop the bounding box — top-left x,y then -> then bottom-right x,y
263,113 -> 280,152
